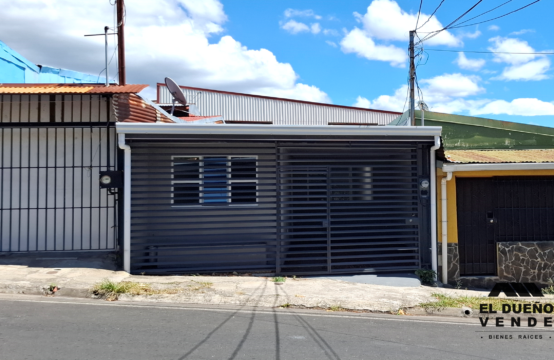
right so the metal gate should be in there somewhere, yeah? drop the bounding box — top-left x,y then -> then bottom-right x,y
129,140 -> 428,275
0,125 -> 117,251
456,177 -> 554,276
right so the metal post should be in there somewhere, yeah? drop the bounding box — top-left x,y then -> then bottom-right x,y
104,26 -> 109,87
409,30 -> 415,127
117,0 -> 126,85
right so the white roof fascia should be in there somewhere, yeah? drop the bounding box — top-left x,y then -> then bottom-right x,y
442,163 -> 554,172
116,122 -> 442,137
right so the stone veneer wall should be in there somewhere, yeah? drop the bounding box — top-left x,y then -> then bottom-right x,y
497,242 -> 554,284
438,243 -> 459,285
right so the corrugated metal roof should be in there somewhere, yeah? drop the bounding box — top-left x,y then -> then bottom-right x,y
0,83 -> 148,94
157,83 -> 400,126
113,93 -> 175,123
445,150 -> 554,164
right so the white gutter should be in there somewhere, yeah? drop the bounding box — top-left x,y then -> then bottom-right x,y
116,122 -> 442,137
118,134 -> 131,273
441,171 -> 453,284
429,136 -> 441,279
443,162 -> 554,172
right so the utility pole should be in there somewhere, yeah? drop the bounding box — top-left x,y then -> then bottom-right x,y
117,0 -> 126,85
409,30 -> 415,126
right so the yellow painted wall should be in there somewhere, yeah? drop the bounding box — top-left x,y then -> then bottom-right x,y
436,169 -> 554,244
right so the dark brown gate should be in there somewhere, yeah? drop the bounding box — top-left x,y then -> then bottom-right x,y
456,176 -> 554,276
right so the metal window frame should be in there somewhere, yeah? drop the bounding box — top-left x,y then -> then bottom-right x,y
171,155 -> 258,207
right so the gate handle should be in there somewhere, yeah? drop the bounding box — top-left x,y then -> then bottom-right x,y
487,211 -> 496,224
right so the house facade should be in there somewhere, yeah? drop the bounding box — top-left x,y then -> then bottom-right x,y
117,122 -> 441,275
394,111 -> 554,287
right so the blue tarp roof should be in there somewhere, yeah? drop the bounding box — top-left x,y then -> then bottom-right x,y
0,39 -> 105,83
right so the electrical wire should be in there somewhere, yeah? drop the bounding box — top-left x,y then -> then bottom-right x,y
415,0 -> 424,30
417,0 -> 445,30
417,0 -> 483,44
451,0 -> 512,28
448,0 -> 541,29
424,49 -> 554,55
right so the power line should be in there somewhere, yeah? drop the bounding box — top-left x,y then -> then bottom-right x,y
425,49 -> 554,55
417,0 -> 445,30
452,0 -> 512,28
415,0 -> 424,30
449,0 -> 541,29
418,1 -> 483,44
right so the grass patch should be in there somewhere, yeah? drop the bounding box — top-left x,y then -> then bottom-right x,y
273,276 -> 286,283
188,280 -> 213,291
420,293 -> 553,312
91,280 -> 182,301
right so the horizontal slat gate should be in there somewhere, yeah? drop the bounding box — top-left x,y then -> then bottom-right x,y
129,140 -> 422,275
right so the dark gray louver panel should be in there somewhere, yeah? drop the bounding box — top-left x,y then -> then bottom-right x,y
129,140 -> 426,275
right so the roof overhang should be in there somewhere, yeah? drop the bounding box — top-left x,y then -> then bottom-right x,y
116,122 -> 441,138
442,162 -> 554,172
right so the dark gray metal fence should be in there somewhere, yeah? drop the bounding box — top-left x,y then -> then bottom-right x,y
129,139 -> 430,275
457,176 -> 554,276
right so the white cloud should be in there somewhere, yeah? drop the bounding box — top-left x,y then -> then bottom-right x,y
284,8 -> 322,20
340,28 -> 407,67
459,30 -> 481,39
488,25 -> 500,31
359,72 -> 554,116
489,37 -> 537,65
323,29 -> 339,36
1,0 -> 330,103
488,37 -> 551,81
420,73 -> 484,100
311,23 -> 321,34
454,53 -> 486,71
470,98 -> 554,116
354,96 -> 371,108
355,0 -> 461,46
340,0 -> 462,67
495,58 -> 551,81
281,19 -> 310,34
510,29 -> 535,36
355,73 -> 484,112
326,41 -> 337,48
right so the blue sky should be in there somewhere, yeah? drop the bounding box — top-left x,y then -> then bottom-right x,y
1,0 -> 553,126
222,0 -> 554,126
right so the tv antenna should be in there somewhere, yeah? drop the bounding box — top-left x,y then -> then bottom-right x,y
165,77 -> 187,116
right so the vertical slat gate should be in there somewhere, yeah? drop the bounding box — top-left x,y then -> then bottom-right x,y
0,95 -> 117,252
456,176 -> 554,276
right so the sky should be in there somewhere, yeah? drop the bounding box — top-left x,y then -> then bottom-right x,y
1,0 -> 553,126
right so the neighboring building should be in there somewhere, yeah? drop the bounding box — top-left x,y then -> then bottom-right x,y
156,83 -> 401,126
393,111 -> 554,287
0,83 -> 221,255
0,40 -> 106,84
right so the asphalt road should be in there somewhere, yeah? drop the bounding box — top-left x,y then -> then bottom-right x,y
0,295 -> 553,360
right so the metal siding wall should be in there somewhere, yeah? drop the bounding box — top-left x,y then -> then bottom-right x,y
0,95 -> 117,252
159,87 -> 398,125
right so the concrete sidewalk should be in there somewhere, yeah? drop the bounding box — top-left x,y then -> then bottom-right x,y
0,252 -> 490,313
